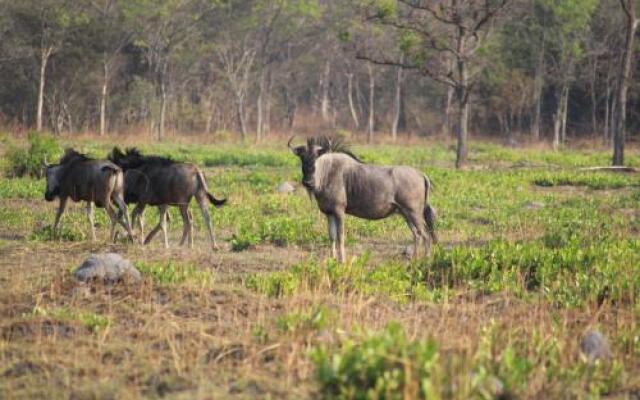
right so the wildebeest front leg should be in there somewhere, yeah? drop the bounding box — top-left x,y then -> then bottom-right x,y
326,214 -> 338,260
86,201 -> 96,241
113,195 -> 134,242
144,205 -> 169,247
131,204 -> 146,244
335,212 -> 346,263
52,197 -> 68,240
178,204 -> 193,248
196,194 -> 218,250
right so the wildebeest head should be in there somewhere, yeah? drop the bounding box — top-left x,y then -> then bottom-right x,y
288,136 -> 361,190
43,148 -> 91,201
44,163 -> 62,201
288,137 -> 326,189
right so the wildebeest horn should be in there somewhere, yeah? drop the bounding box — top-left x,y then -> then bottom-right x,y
42,155 -> 50,168
287,135 -> 297,153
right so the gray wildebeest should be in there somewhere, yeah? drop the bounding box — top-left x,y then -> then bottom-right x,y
288,136 -> 437,262
43,148 -> 134,242
108,147 -> 226,249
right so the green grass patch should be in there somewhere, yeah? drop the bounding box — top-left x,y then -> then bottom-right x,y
31,306 -> 110,333
135,261 -> 214,286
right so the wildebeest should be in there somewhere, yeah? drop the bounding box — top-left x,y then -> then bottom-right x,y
109,147 -> 226,249
43,148 -> 134,242
289,136 -> 437,262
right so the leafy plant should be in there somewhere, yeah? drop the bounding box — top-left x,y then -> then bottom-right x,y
311,322 -> 440,399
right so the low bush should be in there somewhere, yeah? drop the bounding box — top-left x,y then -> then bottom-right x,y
5,132 -> 60,178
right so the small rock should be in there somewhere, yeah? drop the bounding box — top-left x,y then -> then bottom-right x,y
73,253 -> 141,283
580,330 -> 612,364
276,181 -> 295,194
523,201 -> 545,210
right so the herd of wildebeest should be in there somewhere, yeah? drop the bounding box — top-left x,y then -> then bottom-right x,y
43,137 -> 437,262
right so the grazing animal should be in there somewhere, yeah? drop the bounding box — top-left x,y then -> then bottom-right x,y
108,147 -> 226,249
289,136 -> 437,262
43,148 -> 134,242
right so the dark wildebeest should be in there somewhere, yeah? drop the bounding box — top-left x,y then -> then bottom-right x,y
109,147 -> 226,249
43,148 -> 134,242
289,137 -> 437,262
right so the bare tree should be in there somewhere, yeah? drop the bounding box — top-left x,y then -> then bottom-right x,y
360,0 -> 510,167
612,0 -> 638,166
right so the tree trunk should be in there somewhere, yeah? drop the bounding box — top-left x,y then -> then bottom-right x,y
454,29 -> 469,169
237,95 -> 247,139
391,55 -> 404,142
99,59 -> 108,136
256,69 -> 266,141
552,84 -> 568,150
443,84 -> 454,136
321,60 -> 331,122
613,0 -> 638,166
531,46 -> 544,140
604,76 -> 611,143
560,85 -> 569,145
590,58 -> 598,135
37,47 -> 53,132
367,63 -> 375,143
455,92 -> 469,168
264,72 -> 272,137
158,78 -> 167,140
346,72 -> 359,129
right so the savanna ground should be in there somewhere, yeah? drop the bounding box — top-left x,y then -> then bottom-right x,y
0,133 -> 639,399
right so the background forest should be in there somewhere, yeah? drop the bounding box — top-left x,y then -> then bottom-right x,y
0,0 -> 638,165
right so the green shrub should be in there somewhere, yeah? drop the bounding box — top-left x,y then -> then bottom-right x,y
311,322 -> 440,399
5,132 -> 60,178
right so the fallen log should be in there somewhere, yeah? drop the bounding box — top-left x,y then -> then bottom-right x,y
579,166 -> 638,173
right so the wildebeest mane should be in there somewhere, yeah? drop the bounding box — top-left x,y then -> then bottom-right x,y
110,147 -> 175,169
59,148 -> 92,165
313,136 -> 363,163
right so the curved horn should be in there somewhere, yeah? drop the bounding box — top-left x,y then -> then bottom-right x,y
287,135 -> 297,153
42,155 -> 50,168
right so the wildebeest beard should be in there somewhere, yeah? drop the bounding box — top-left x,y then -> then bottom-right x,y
301,155 -> 317,190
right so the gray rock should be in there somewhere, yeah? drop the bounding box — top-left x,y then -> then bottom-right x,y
73,253 -> 141,283
276,181 -> 295,194
580,331 -> 612,363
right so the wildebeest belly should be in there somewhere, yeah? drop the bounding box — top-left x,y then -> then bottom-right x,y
344,168 -> 397,219
138,167 -> 197,205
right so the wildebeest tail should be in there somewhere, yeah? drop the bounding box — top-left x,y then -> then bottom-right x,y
196,169 -> 227,208
423,176 -> 438,244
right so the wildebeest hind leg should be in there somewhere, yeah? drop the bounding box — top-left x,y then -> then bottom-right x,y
52,197 -> 68,240
196,193 -> 218,250
402,210 -> 425,259
105,201 -> 120,243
